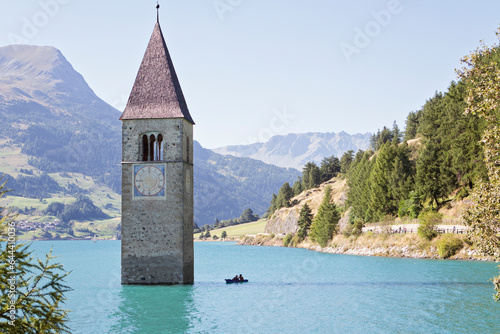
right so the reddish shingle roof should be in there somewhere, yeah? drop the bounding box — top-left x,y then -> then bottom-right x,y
120,22 -> 194,124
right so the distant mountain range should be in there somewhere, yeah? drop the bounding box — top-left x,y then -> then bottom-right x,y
213,132 -> 372,171
193,141 -> 299,225
0,45 -> 299,225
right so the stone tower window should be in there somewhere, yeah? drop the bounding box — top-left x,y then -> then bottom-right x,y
149,135 -> 156,161
142,135 -> 149,161
140,132 -> 164,161
186,137 -> 190,164
157,134 -> 163,160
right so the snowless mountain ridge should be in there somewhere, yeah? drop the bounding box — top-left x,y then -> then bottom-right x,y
0,44 -> 120,124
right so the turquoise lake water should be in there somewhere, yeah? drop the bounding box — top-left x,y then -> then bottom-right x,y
29,241 -> 500,333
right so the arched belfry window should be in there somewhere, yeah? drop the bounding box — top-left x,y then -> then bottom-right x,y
149,135 -> 156,161
142,135 -> 149,161
140,132 -> 164,162
157,134 -> 163,160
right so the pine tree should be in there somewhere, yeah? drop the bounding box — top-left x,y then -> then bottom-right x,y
309,186 -> 340,247
404,110 -> 422,141
370,142 -> 398,219
443,81 -> 487,188
276,183 -> 294,209
340,150 -> 354,174
392,121 -> 402,144
309,165 -> 321,188
370,126 -> 393,150
292,178 -> 303,196
414,90 -> 463,207
415,139 -> 452,208
302,162 -> 321,190
389,143 -> 414,205
266,193 -> 278,217
297,203 -> 313,240
347,150 -> 375,222
320,156 -> 340,183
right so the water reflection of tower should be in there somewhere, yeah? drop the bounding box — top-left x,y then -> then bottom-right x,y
114,285 -> 195,332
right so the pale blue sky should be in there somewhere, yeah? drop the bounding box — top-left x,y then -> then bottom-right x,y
1,1 -> 499,148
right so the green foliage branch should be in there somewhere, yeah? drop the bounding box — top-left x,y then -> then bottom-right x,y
0,177 -> 71,333
458,27 -> 500,300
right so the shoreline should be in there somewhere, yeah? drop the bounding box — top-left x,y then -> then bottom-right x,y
238,234 -> 497,262
7,235 -> 497,263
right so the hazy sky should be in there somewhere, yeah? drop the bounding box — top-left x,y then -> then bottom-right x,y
1,1 -> 499,148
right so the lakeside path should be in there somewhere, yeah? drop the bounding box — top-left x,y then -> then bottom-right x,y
362,224 -> 468,234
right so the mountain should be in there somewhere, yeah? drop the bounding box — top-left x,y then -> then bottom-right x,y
0,45 -> 299,226
212,132 -> 372,170
0,45 -> 120,125
0,45 -> 122,191
194,141 -> 300,225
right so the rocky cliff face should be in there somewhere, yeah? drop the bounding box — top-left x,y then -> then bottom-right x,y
264,177 -> 349,234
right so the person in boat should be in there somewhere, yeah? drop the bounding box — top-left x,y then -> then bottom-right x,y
239,274 -> 244,281
233,275 -> 239,282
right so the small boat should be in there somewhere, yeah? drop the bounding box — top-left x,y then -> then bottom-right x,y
225,279 -> 248,284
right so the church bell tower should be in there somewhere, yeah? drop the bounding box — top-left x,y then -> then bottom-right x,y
120,6 -> 194,285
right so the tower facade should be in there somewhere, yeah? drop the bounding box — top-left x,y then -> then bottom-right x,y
120,19 -> 194,285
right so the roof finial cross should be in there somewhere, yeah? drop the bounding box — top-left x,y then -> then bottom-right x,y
156,2 -> 160,23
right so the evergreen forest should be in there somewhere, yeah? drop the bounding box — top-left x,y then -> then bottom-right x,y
268,72 -> 496,226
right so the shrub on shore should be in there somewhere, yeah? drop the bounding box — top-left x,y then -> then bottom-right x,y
290,235 -> 300,247
437,234 -> 464,258
283,233 -> 293,247
417,211 -> 442,240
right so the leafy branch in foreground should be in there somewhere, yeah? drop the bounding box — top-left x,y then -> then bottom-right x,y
0,176 -> 72,333
457,27 -> 500,300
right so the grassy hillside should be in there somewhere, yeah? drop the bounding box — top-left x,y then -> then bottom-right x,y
194,219 -> 267,240
0,137 -> 296,239
1,139 -> 121,239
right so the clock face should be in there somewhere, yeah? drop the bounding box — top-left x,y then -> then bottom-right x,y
133,165 -> 165,197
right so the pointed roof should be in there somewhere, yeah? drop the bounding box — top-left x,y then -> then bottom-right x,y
120,22 -> 194,124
